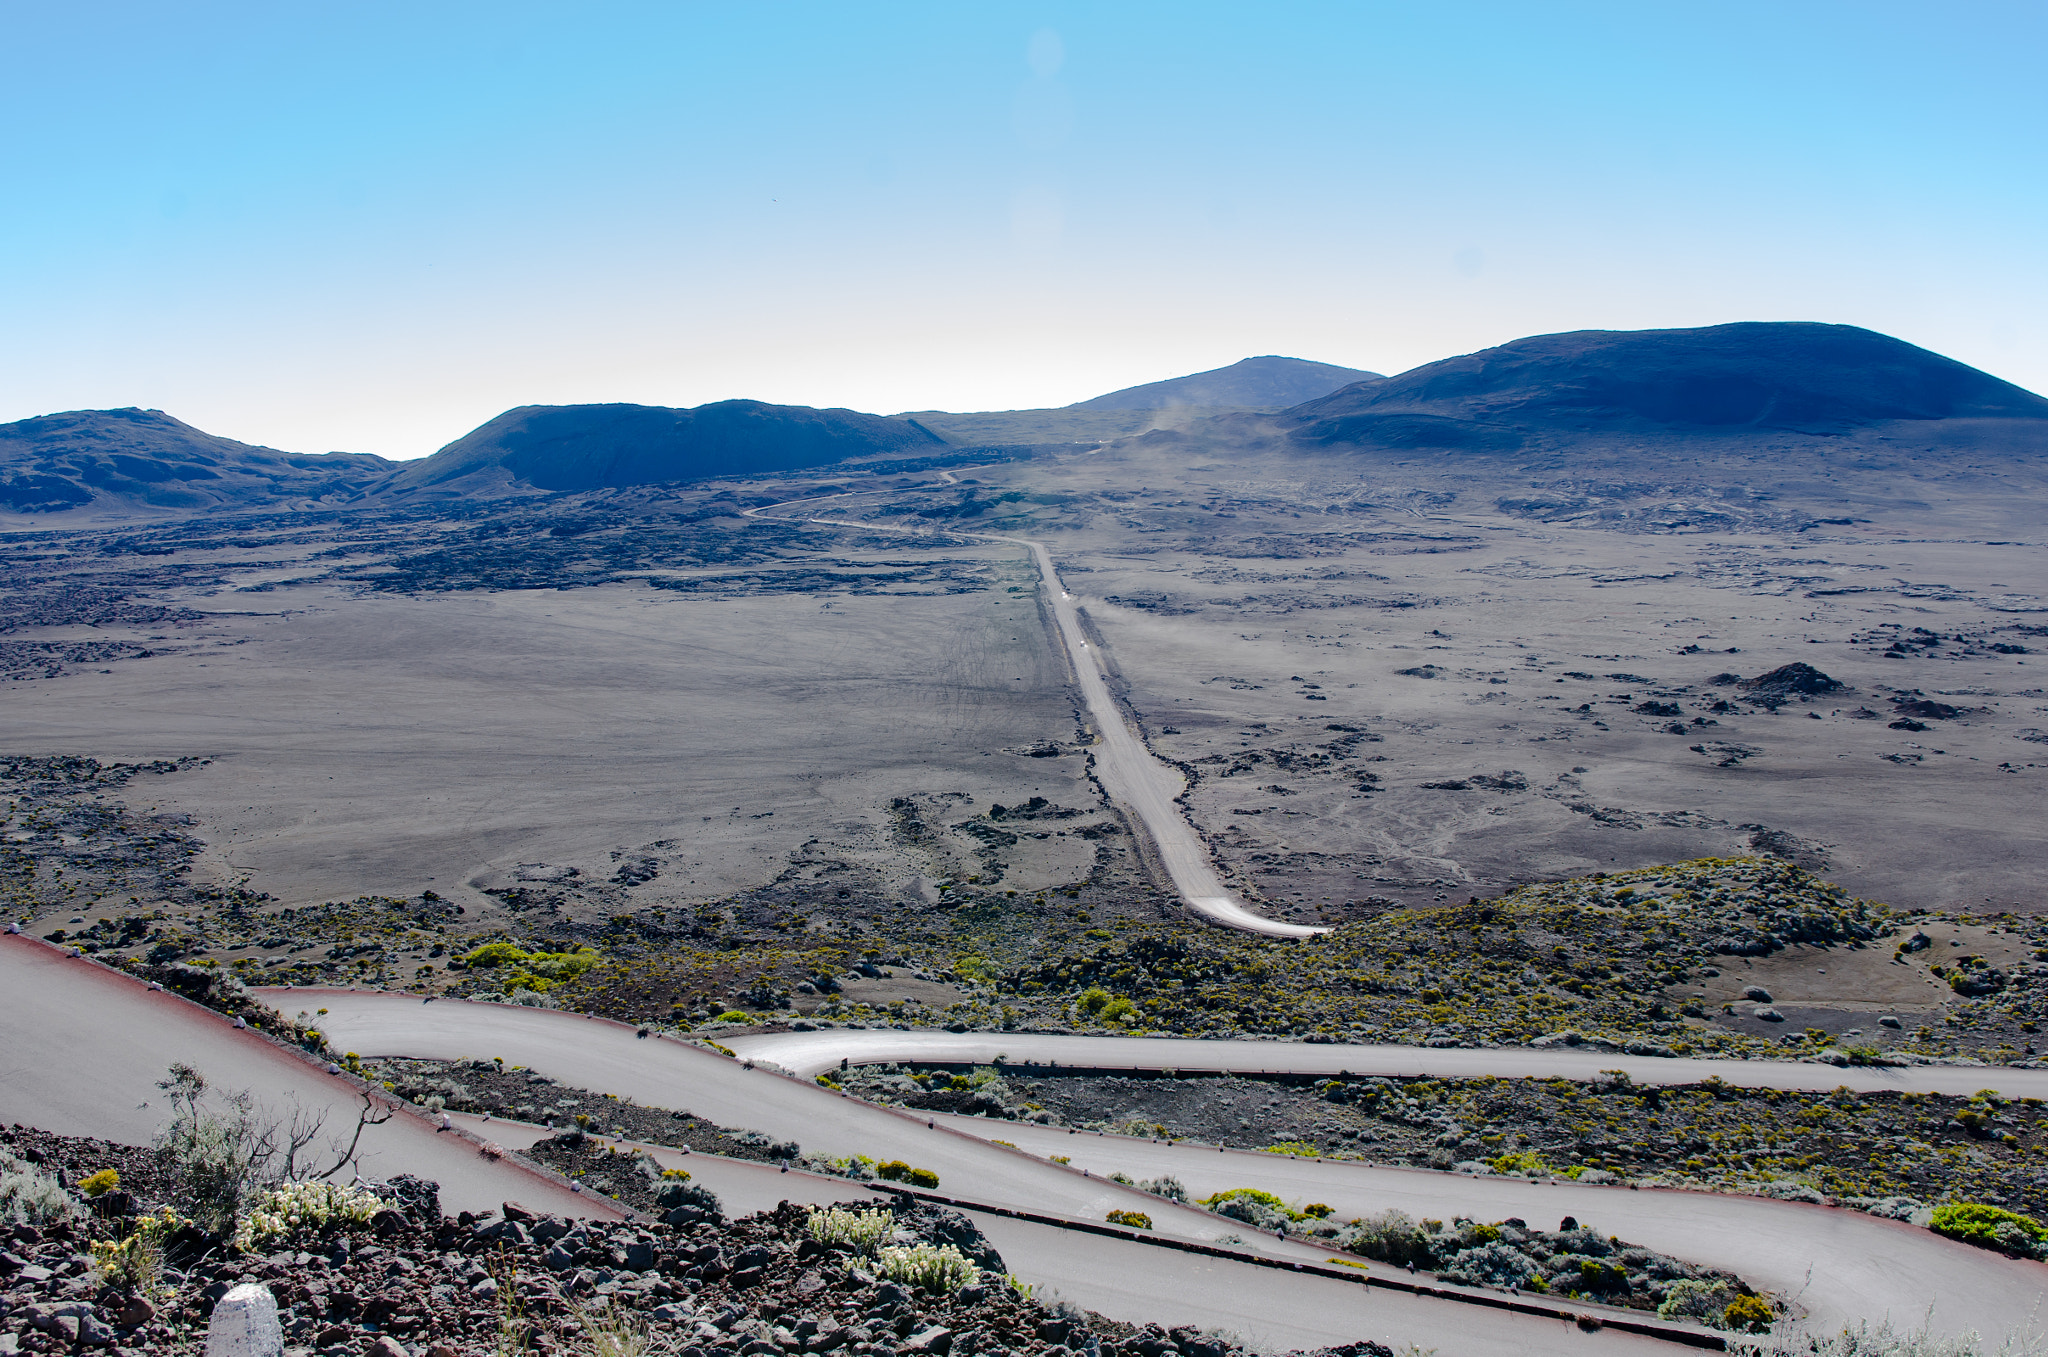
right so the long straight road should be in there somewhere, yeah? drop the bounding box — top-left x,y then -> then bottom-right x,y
743,494 -> 1320,937
290,990 -> 2048,1344
722,1027 -> 2048,1099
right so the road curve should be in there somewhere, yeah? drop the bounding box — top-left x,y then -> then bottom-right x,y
281,990 -> 1333,1265
0,937 -> 619,1220
721,1028 -> 2048,1099
741,494 -> 1320,938
448,1112 -> 1678,1356
931,1113 -> 2048,1342
285,991 -> 2048,1344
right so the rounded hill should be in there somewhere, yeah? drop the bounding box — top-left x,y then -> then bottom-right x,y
385,400 -> 948,496
1286,322 -> 2048,448
0,407 -> 392,516
1069,356 -> 1382,412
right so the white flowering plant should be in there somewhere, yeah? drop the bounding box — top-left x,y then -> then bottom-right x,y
807,1206 -> 895,1255
231,1180 -> 387,1252
875,1243 -> 979,1294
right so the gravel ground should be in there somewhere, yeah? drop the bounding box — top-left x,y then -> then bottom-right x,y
0,1128 -> 1398,1357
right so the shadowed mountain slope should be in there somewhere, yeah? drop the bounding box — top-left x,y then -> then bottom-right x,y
0,407 -> 393,517
381,400 -> 949,499
1285,323 -> 2048,450
1070,356 -> 1382,411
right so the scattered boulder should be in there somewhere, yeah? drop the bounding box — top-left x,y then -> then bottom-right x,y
1740,663 -> 1843,707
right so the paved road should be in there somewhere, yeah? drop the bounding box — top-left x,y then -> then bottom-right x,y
457,1113 -> 1675,1355
286,991 -> 2048,1344
742,495 -> 1320,938
0,937 -> 618,1220
723,1028 -> 2048,1099
931,1114 -> 2048,1343
284,990 -> 1332,1265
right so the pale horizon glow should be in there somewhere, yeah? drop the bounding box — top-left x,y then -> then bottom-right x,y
3,2 -> 2044,461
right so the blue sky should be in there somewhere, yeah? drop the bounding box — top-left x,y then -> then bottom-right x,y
3,2 -> 2044,459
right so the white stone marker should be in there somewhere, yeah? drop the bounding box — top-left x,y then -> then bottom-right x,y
206,1282 -> 283,1357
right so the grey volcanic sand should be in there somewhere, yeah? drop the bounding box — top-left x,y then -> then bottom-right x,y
3,551 -> 1102,913
4,425 -> 2045,924
971,443 -> 2048,919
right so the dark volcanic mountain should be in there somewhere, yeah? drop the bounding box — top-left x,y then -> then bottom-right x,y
1070,356 -> 1382,411
1285,322 -> 2048,450
0,408 -> 393,517
381,400 -> 948,499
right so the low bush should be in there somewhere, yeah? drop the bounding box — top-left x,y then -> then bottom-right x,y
231,1180 -> 387,1252
1105,1209 -> 1153,1229
876,1242 -> 979,1294
1656,1278 -> 1730,1323
1075,987 -> 1137,1025
653,1180 -> 722,1216
460,942 -> 600,994
1438,1240 -> 1542,1290
89,1207 -> 183,1293
1721,1293 -> 1773,1333
1201,1187 -> 1295,1232
1137,1175 -> 1188,1202
875,1161 -> 940,1189
77,1168 -> 121,1197
1929,1202 -> 2046,1258
808,1206 -> 895,1254
0,1150 -> 75,1226
1338,1208 -> 1434,1268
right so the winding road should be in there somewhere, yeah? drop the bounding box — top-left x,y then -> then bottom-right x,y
742,491 -> 1321,937
11,937 -> 2043,1351
285,989 -> 2048,1346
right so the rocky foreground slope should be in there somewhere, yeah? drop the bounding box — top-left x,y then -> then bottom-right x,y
0,1125 -> 1393,1357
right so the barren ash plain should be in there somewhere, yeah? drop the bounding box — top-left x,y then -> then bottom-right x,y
5,322 -> 2048,1354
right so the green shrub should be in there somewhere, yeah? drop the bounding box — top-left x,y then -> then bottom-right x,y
1929,1202 -> 2046,1257
875,1160 -> 939,1188
1721,1293 -> 1774,1333
876,1243 -> 978,1294
77,1169 -> 121,1198
1302,1203 -> 1334,1219
1260,1141 -> 1321,1158
1106,1209 -> 1152,1229
1202,1187 -> 1297,1231
1200,1186 -> 1293,1214
1485,1150 -> 1551,1176
153,1064 -> 267,1235
460,942 -> 599,994
808,1206 -> 894,1254
1576,1259 -> 1628,1292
